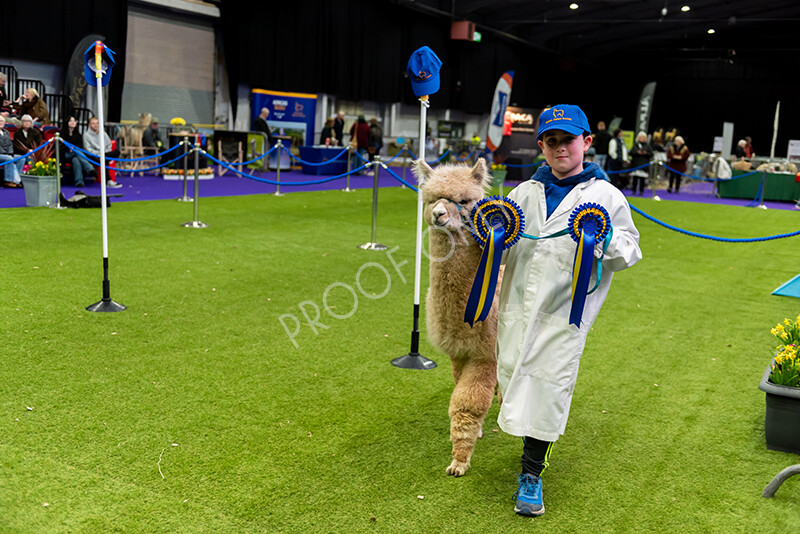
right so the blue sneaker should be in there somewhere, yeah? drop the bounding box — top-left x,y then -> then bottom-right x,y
514,473 -> 545,516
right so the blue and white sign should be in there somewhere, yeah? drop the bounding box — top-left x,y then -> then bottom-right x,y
251,89 -> 317,146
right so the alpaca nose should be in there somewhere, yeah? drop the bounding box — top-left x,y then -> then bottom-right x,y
432,203 -> 449,225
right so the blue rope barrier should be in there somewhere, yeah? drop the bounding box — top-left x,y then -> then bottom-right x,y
629,204 -> 800,242
605,162 -> 653,174
381,164 -> 418,192
661,163 -> 762,182
380,148 -> 410,165
0,138 -> 55,167
455,150 -> 476,162
201,151 -> 370,186
238,143 -> 278,165
112,152 -> 191,173
285,146 -> 349,166
70,148 -> 188,174
63,140 -> 185,163
406,149 -> 451,164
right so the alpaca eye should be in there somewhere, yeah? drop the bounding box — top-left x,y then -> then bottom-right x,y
458,200 -> 469,205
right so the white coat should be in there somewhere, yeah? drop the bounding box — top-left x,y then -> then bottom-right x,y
497,177 -> 642,441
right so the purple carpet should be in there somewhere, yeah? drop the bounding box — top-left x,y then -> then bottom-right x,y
2,167 -> 798,211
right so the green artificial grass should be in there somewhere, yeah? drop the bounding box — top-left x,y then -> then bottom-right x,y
2,189 -> 799,533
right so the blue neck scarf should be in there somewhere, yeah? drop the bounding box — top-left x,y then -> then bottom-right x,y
532,161 -> 606,218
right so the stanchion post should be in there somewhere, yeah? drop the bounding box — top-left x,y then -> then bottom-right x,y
53,135 -> 65,209
177,138 -> 192,202
357,156 -> 387,251
181,142 -> 208,228
392,93 -> 436,370
759,170 -> 768,210
274,139 -> 285,197
342,145 -> 354,192
86,40 -> 126,313
652,161 -> 662,201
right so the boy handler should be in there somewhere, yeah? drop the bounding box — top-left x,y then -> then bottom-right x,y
497,105 -> 642,516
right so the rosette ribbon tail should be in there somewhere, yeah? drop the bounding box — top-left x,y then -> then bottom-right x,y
464,225 -> 505,326
569,218 -> 597,327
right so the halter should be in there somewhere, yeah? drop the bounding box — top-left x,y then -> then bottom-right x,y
438,197 -> 472,225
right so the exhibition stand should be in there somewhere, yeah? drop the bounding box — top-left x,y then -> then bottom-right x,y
718,170 -> 800,202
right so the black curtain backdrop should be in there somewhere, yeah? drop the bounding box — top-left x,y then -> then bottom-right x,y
226,0 -> 798,154
220,0 -> 557,118
0,0 -> 127,121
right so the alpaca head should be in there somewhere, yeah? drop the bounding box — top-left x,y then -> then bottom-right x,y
414,159 -> 491,232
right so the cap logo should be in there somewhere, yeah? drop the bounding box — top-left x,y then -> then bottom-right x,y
417,70 -> 432,80
545,107 -> 572,125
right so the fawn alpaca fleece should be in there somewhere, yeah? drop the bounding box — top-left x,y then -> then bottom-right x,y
415,158 -> 500,477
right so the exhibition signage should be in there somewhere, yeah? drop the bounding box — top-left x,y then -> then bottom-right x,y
787,140 -> 800,161
636,81 -> 656,135
486,71 -> 514,152
251,89 -> 317,146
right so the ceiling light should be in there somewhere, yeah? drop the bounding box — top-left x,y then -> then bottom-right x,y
661,7 -> 668,16
707,28 -> 716,34
681,5 -> 691,12
570,3 -> 579,9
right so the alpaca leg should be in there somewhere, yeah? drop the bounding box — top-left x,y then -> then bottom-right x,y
446,358 -> 497,476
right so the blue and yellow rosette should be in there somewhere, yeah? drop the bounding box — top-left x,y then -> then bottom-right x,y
567,203 -> 612,327
464,196 -> 524,326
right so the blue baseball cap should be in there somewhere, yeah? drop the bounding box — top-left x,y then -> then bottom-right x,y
537,104 -> 591,139
407,46 -> 442,97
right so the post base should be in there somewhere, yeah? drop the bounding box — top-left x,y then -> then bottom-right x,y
391,352 -> 437,370
176,195 -> 194,202
342,187 -> 355,192
182,221 -> 209,228
86,298 -> 127,312
274,192 -> 285,197
653,195 -> 662,201
358,242 -> 388,250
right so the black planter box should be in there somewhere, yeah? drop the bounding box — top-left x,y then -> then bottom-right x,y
759,364 -> 800,455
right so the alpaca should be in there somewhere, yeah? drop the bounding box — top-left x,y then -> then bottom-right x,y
415,158 -> 500,477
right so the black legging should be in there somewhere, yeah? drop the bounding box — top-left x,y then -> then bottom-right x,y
631,175 -> 647,195
522,437 -> 554,477
668,170 -> 682,192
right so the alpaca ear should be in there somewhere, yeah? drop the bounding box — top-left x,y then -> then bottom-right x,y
471,158 -> 492,190
413,159 -> 434,185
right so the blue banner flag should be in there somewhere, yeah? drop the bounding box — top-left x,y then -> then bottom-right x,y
83,41 -> 115,87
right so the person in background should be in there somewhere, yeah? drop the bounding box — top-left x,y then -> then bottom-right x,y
0,73 -> 10,114
12,88 -> 49,126
83,116 -> 122,189
592,120 -> 611,170
628,131 -> 653,196
350,115 -> 370,170
735,139 -> 747,159
12,114 -> 42,162
253,107 -> 274,147
61,115 -> 95,187
368,117 -> 383,162
333,110 -> 345,147
607,128 -> 628,189
319,118 -> 335,146
0,115 -> 23,187
666,135 -> 690,193
142,117 -> 163,150
744,136 -> 754,158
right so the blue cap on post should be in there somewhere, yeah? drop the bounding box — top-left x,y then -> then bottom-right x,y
537,104 -> 591,139
407,46 -> 442,97
83,41 -> 116,87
